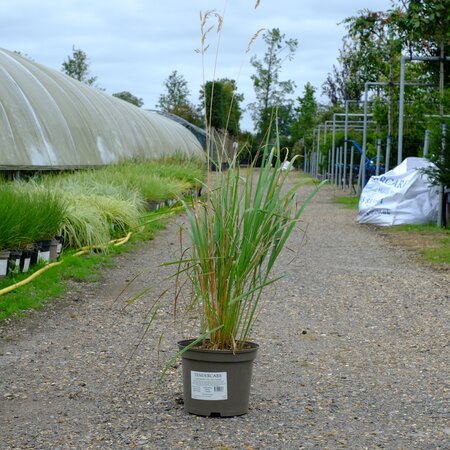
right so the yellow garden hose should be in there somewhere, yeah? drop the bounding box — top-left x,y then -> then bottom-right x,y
0,261 -> 63,297
113,232 -> 132,246
0,232 -> 133,298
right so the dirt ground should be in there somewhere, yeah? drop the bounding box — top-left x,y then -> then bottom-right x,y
0,182 -> 449,449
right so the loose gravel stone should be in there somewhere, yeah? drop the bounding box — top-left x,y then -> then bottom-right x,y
0,181 -> 448,449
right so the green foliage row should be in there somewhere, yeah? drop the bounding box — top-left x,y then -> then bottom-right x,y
0,156 -> 205,251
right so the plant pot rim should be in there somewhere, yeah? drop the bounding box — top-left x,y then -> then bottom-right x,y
178,338 -> 259,354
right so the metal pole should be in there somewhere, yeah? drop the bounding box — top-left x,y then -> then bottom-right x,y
397,55 -> 448,165
318,151 -> 321,177
312,152 -> 315,178
423,130 -> 430,157
349,144 -> 355,194
336,146 -> 341,187
316,126 -> 321,178
312,129 -> 317,178
357,153 -> 363,193
398,56 -> 406,165
385,135 -> 391,172
327,149 -> 331,179
333,113 -> 374,117
362,82 -> 369,188
331,115 -> 336,184
437,124 -> 447,227
376,138 -> 381,176
303,146 -> 307,173
343,100 -> 349,188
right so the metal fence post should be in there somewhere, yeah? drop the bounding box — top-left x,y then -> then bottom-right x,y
385,135 -> 391,172
423,130 -> 431,157
376,138 -> 381,176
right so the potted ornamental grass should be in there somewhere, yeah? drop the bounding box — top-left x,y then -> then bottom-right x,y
0,182 -> 66,276
169,143 -> 324,417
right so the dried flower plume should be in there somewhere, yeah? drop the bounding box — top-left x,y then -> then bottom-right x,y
246,28 -> 265,53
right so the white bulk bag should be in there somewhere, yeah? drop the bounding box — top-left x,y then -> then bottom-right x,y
357,157 -> 439,226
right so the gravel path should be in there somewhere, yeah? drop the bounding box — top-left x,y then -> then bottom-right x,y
0,180 -> 449,449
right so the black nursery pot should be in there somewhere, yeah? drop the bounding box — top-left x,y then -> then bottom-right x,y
30,244 -> 39,266
20,249 -> 32,273
8,249 -> 22,274
178,339 -> 259,417
37,239 -> 52,264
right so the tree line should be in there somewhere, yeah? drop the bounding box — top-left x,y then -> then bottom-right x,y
61,0 -> 448,183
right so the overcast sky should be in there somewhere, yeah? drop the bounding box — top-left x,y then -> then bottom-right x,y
1,0 -> 392,131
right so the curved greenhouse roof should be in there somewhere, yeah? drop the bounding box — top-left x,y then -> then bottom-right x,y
0,48 -> 203,170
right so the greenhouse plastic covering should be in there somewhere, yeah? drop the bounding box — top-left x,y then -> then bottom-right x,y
0,48 -> 203,170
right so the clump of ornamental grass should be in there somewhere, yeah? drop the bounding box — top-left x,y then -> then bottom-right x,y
175,144 -> 324,352
59,196 -> 111,249
0,182 -> 66,250
44,170 -> 145,211
88,194 -> 141,237
144,159 -> 205,190
104,162 -> 193,201
59,192 -> 142,249
41,174 -> 144,248
156,4 -> 327,354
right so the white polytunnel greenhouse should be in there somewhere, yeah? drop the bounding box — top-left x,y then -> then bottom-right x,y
0,48 -> 204,170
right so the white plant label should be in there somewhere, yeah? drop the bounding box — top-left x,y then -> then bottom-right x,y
38,251 -> 50,263
191,371 -> 227,401
0,259 -> 7,275
22,258 -> 30,272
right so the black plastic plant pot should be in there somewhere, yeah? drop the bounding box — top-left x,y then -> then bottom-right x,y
30,244 -> 39,266
37,240 -> 52,264
8,249 -> 22,274
177,339 -> 259,417
20,249 -> 32,273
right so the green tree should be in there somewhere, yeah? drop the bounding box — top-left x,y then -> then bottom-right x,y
112,91 -> 144,107
340,6 -> 404,146
291,83 -> 318,150
397,1 -> 450,193
204,81 -> 226,129
203,78 -> 243,136
249,28 -> 298,138
395,0 -> 450,101
157,70 -> 201,125
61,46 -> 98,86
340,1 -> 449,161
220,78 -> 243,137
396,0 -> 450,60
